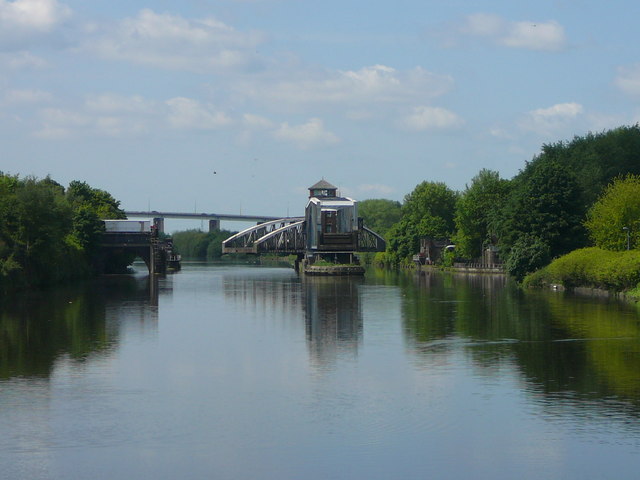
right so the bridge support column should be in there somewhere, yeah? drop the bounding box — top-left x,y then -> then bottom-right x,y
153,217 -> 165,234
209,219 -> 220,232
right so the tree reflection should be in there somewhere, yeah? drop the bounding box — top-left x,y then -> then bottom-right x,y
0,275 -> 159,379
400,270 -> 640,411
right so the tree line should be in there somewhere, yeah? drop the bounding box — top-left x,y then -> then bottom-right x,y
359,125 -> 640,280
171,229 -> 234,260
0,174 -> 125,290
5,124 -> 640,289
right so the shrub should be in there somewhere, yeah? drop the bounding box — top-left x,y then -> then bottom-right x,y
523,247 -> 640,291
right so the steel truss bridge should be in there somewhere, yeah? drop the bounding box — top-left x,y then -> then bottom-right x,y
222,217 -> 386,255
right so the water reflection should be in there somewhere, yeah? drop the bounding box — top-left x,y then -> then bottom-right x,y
400,270 -> 640,415
0,275 -> 161,379
303,277 -> 363,367
223,272 -> 363,367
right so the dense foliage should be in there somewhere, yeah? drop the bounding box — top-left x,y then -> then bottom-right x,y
537,125 -> 640,207
454,169 -> 510,260
494,160 -> 586,278
371,124 -> 640,280
357,199 -> 401,240
0,174 -> 125,289
523,247 -> 640,291
381,181 -> 458,265
584,175 -> 640,251
171,229 -> 234,260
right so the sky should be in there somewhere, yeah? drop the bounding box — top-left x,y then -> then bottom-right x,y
1,0 -> 640,230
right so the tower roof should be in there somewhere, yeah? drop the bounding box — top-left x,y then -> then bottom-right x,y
309,179 -> 337,190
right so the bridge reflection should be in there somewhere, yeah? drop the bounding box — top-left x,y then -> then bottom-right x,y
222,272 -> 363,367
303,277 -> 363,367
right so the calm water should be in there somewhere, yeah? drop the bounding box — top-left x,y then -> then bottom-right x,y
2,263 -> 640,479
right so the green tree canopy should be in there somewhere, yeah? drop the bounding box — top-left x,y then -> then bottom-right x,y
402,181 -> 458,234
454,169 -> 510,260
535,125 -> 640,207
357,198 -> 401,239
0,174 -> 126,289
66,180 -> 125,219
171,229 -> 234,260
495,160 -> 585,276
385,181 -> 458,264
584,174 -> 640,251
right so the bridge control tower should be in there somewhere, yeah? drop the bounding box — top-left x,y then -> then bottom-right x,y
222,180 -> 386,270
305,179 -> 359,263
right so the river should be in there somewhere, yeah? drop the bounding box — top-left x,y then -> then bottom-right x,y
1,263 -> 640,479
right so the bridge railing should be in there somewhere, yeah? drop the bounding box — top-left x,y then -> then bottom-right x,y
255,220 -> 306,253
357,227 -> 386,252
222,217 -> 305,254
222,218 -> 386,255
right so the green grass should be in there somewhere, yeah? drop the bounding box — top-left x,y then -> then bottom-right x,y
523,247 -> 640,292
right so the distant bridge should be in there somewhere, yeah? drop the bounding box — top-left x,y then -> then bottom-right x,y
124,210 -> 284,232
222,218 -> 385,255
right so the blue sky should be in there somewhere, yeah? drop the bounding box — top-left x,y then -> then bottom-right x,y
2,0 -> 639,229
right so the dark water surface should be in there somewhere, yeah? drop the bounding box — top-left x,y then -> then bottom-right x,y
2,263 -> 640,479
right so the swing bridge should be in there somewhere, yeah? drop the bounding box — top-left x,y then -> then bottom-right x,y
221,217 -> 386,255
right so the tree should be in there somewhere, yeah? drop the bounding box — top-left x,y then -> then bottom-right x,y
0,174 -> 127,289
454,169 -> 510,260
536,125 -> 640,207
172,229 -> 234,260
385,181 -> 458,264
357,199 -> 401,239
495,159 -> 585,267
504,234 -> 551,281
66,180 -> 125,219
402,181 -> 458,233
584,174 -> 640,251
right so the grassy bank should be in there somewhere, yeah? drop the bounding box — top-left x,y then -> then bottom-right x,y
523,247 -> 640,295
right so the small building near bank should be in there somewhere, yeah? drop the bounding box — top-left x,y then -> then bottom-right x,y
305,179 -> 359,256
413,237 -> 452,265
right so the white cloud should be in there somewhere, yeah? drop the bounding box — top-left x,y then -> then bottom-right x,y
33,105 -> 154,139
4,88 -> 52,103
615,64 -> 640,97
274,118 -> 339,149
83,9 -> 264,72
0,0 -> 71,48
401,106 -> 463,131
85,93 -> 155,114
242,113 -> 274,129
460,13 -> 566,51
519,102 -> 584,135
239,65 -> 453,109
502,21 -> 565,51
462,13 -> 504,37
31,92 -> 159,138
0,0 -> 70,30
34,107 -> 89,138
0,51 -> 48,69
166,97 -> 231,130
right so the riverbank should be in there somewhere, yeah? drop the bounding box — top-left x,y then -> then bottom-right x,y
523,247 -> 640,302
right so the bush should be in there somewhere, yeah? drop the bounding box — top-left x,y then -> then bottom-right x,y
523,247 -> 640,291
505,234 -> 550,281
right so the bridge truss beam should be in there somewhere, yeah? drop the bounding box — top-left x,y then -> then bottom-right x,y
222,219 -> 386,256
222,218 -> 305,254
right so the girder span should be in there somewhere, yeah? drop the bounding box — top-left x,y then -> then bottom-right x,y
254,220 -> 306,253
222,217 -> 386,255
358,226 -> 386,252
222,217 -> 305,254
